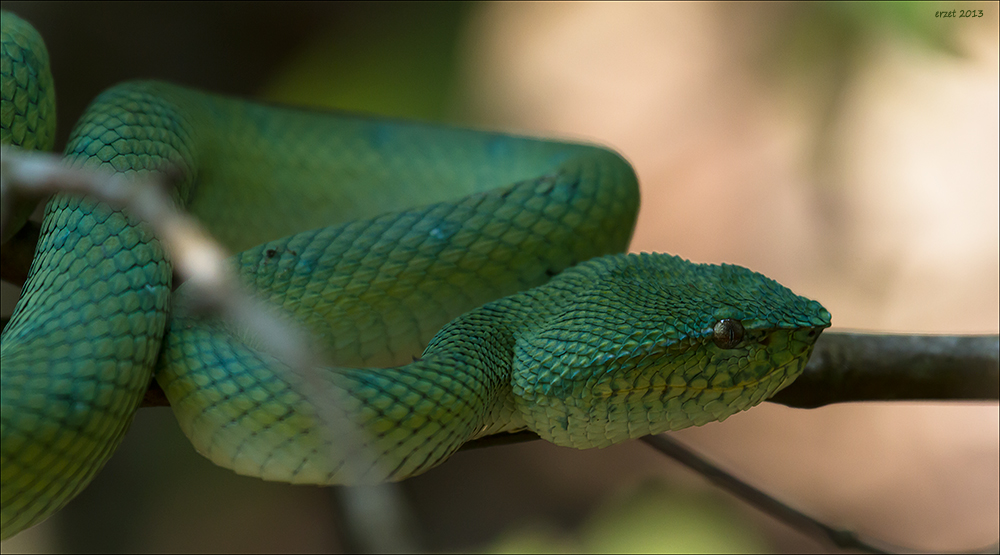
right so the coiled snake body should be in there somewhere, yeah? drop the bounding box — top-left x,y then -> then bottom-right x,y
0,11 -> 830,539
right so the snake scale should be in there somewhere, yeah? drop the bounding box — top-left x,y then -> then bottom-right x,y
0,11 -> 831,539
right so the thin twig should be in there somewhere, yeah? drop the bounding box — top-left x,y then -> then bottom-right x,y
461,432 -> 1000,552
639,435 -> 1000,554
642,434 -> 885,552
0,146 -> 418,553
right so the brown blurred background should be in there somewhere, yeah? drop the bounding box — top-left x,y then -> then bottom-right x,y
1,2 -> 997,553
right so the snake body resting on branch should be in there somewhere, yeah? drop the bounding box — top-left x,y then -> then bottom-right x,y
0,11 -> 830,539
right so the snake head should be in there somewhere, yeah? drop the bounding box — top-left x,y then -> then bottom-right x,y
510,253 -> 831,449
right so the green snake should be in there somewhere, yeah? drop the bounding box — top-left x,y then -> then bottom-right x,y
0,11 -> 831,539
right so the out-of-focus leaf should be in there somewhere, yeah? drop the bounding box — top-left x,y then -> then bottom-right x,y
579,481 -> 767,554
482,480 -> 766,554
261,2 -> 471,122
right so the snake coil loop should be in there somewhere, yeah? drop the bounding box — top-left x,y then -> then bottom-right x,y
0,10 -> 830,539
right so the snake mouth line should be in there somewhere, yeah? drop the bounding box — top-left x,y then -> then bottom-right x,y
602,354 -> 808,399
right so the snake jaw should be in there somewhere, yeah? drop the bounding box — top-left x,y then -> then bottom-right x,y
512,332 -> 805,446
512,325 -> 826,448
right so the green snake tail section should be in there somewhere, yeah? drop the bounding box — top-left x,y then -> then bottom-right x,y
1,10 -> 56,241
0,11 -> 55,151
157,151 -> 640,483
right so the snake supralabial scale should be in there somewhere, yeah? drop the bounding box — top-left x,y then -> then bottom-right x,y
0,10 -> 831,539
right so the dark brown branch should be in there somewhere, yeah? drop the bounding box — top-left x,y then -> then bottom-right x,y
770,332 -> 1000,408
0,219 -> 40,287
142,379 -> 171,407
142,332 -> 1000,410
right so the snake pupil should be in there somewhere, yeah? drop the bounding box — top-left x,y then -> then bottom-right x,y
712,318 -> 744,349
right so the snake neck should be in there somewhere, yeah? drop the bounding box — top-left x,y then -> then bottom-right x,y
328,350 -> 524,481
409,308 -> 531,441
156,312 -> 524,484
413,278 -> 585,440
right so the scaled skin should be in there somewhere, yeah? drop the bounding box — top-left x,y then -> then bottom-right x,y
0,9 -> 829,540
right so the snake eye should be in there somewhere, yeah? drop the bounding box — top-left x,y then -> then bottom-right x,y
712,318 -> 744,349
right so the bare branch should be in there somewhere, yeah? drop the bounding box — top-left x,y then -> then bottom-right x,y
770,332 -> 1000,408
0,219 -> 39,287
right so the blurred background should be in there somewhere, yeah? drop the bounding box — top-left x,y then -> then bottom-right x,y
1,2 -> 997,553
